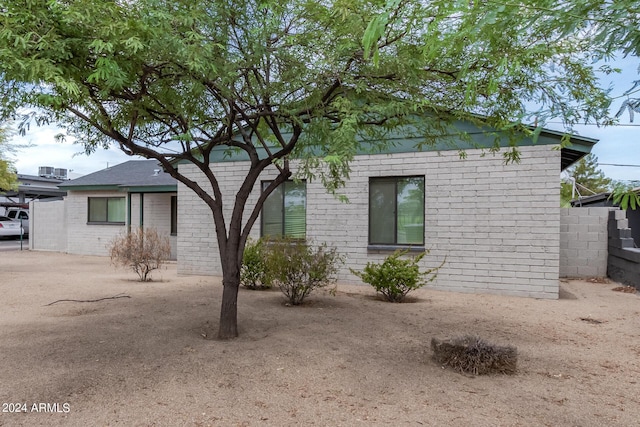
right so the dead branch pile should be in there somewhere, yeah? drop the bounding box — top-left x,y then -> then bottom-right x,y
431,335 -> 517,375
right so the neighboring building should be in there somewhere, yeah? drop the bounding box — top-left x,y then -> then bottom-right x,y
176,124 -> 597,299
30,160 -> 177,258
0,172 -> 67,215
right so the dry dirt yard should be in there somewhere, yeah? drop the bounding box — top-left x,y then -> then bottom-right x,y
1,251 -> 639,427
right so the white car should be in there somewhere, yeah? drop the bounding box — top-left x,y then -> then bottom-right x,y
6,208 -> 29,236
0,215 -> 23,239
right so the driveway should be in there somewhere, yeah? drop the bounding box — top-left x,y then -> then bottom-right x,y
0,237 -> 28,252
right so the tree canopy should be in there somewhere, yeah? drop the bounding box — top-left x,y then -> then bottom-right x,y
561,153 -> 612,206
0,0 -> 632,338
0,125 -> 18,191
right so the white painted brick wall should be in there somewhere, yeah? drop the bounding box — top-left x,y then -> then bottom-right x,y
29,190 -> 176,259
178,145 -> 561,299
64,191 -> 128,256
559,207 -> 612,278
29,199 -> 67,252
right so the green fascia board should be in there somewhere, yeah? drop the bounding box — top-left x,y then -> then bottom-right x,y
188,120 -> 598,164
124,185 -> 177,193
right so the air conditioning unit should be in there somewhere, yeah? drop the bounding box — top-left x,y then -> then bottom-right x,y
54,168 -> 68,179
39,166 -> 54,177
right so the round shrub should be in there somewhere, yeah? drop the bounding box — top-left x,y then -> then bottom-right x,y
351,250 -> 442,302
240,238 -> 272,290
264,237 -> 342,305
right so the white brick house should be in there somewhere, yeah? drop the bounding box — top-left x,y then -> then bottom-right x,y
177,127 -> 597,299
32,160 -> 178,258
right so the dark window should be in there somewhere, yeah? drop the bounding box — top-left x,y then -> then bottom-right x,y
369,176 -> 425,245
170,195 -> 177,235
88,197 -> 126,224
261,181 -> 306,238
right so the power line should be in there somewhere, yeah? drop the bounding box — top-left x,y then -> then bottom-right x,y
546,121 -> 640,127
600,163 -> 640,167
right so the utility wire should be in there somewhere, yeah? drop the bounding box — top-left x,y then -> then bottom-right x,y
546,122 -> 640,127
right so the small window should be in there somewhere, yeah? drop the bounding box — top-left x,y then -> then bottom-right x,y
261,181 -> 306,238
170,195 -> 177,235
369,176 -> 425,245
88,197 -> 125,224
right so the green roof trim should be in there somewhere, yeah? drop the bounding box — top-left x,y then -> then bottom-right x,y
124,185 -> 177,193
185,120 -> 597,170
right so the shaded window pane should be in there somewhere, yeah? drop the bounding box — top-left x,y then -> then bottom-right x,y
261,181 -> 306,238
369,179 -> 396,244
108,198 -> 126,222
284,181 -> 306,238
88,198 -> 107,222
262,183 -> 284,237
396,177 -> 424,244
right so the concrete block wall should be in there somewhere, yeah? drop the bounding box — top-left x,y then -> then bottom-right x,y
178,144 -> 561,299
65,191 -> 127,256
559,207 -> 612,278
607,209 -> 640,289
29,199 -> 67,252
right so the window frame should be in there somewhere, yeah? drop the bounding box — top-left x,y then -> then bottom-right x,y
260,180 -> 307,239
87,196 -> 126,225
368,175 -> 425,248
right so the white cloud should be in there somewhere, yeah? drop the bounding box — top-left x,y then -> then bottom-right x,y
9,124 -> 143,177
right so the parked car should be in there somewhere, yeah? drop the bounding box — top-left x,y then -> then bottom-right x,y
6,208 -> 28,236
0,215 -> 23,239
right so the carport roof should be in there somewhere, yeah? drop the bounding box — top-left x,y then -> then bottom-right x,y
58,160 -> 177,192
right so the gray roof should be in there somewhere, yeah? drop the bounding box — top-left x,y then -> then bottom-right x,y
58,160 -> 176,189
17,174 -> 65,184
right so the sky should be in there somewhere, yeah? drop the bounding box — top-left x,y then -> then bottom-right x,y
6,57 -> 640,182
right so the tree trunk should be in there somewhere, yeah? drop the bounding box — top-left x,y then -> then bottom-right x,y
218,239 -> 242,339
218,274 -> 240,339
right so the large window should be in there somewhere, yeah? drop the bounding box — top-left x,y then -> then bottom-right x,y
88,197 -> 126,224
261,181 -> 306,238
369,176 -> 425,245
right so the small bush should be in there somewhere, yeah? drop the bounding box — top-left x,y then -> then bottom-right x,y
264,237 -> 342,305
108,227 -> 171,282
431,335 -> 517,375
351,250 -> 442,302
240,238 -> 272,290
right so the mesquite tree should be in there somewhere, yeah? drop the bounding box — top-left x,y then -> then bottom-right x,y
0,0 -> 626,338
0,124 -> 18,190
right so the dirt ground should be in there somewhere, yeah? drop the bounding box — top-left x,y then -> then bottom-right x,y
1,251 -> 639,427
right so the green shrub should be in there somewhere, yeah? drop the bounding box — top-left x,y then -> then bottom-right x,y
240,238 -> 272,290
264,237 -> 342,305
351,250 -> 442,302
